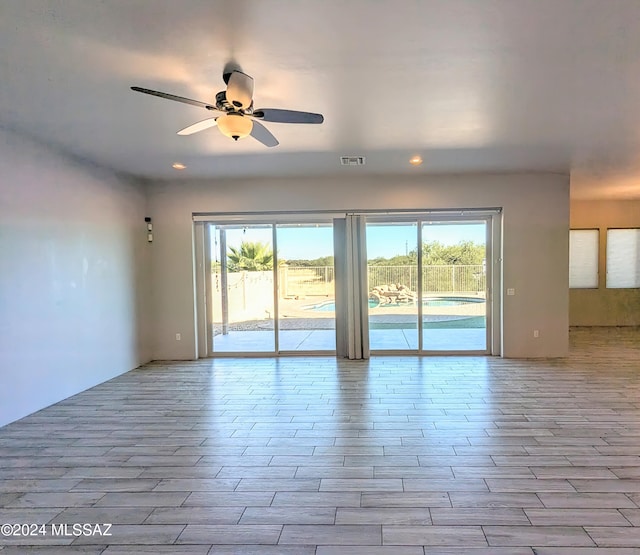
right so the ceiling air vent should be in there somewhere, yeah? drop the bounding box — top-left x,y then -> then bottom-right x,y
340,156 -> 366,166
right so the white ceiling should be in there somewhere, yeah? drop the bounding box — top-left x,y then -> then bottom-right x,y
2,0 -> 640,199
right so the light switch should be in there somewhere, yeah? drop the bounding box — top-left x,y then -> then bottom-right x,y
507,288 -> 515,296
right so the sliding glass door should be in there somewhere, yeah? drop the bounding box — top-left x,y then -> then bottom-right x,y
206,221 -> 336,354
210,224 -> 275,353
366,217 -> 490,353
367,222 -> 418,350
421,221 -> 487,351
276,224 -> 336,351
201,213 -> 492,357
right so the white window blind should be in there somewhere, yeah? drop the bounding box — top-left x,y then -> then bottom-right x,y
606,229 -> 640,288
569,230 -> 599,288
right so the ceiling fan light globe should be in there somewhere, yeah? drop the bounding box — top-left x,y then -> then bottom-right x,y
216,113 -> 253,141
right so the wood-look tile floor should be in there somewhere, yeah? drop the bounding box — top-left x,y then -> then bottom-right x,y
1,327 -> 639,554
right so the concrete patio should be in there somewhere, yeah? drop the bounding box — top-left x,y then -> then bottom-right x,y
212,322 -> 487,353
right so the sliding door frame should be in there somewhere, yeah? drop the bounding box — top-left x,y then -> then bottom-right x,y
199,216 -> 338,357
193,208 -> 502,358
365,213 -> 496,356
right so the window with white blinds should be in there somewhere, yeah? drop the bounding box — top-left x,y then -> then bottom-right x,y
569,229 -> 599,288
606,228 -> 640,288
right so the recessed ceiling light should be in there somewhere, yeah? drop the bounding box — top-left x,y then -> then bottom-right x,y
409,155 -> 423,166
172,162 -> 187,170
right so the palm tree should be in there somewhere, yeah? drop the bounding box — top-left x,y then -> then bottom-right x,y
227,241 -> 273,271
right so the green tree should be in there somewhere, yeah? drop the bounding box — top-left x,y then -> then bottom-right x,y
368,254 -> 415,266
227,241 -> 273,271
367,241 -> 484,267
286,255 -> 334,267
422,240 -> 484,265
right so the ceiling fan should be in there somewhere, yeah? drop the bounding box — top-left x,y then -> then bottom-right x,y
131,68 -> 324,147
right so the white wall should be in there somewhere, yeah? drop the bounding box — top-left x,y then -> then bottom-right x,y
147,173 -> 570,359
0,128 -> 151,427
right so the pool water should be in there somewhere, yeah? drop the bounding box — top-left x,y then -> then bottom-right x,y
425,299 -> 478,307
305,297 -> 485,311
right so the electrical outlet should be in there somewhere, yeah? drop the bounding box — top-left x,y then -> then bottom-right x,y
507,288 -> 515,296
533,330 -> 539,338
175,333 -> 181,341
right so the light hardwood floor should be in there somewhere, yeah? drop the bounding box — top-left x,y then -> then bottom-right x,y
1,327 -> 639,554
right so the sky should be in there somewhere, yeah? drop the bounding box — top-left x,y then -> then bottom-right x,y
367,223 -> 486,259
211,222 -> 486,260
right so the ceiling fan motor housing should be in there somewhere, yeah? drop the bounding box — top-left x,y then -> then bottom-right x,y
215,91 -> 254,115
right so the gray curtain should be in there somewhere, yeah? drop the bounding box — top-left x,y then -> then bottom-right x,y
334,215 -> 370,359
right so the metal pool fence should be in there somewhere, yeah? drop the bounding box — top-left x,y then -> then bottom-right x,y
277,264 -> 485,297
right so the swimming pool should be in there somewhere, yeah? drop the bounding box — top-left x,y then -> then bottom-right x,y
304,297 -> 485,311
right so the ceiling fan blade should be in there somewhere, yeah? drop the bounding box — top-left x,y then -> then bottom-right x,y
131,86 -> 217,111
249,120 -> 279,148
226,71 -> 254,110
252,108 -> 324,124
177,117 -> 218,136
